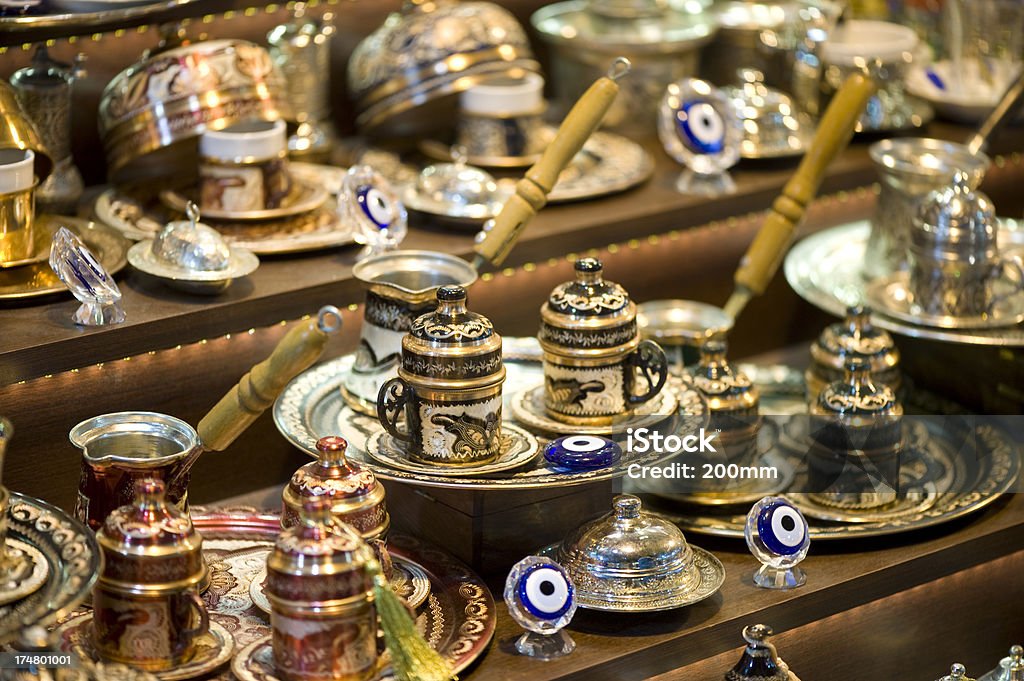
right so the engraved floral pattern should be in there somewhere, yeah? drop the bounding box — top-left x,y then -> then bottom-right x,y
548,283 -> 627,316
538,322 -> 636,349
410,315 -> 493,342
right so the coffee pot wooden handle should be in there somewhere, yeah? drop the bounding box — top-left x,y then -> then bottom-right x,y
472,58 -> 631,269
197,306 -> 343,452
725,72 -> 875,320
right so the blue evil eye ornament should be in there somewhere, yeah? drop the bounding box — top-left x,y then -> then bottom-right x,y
504,556 -> 577,659
658,78 -> 742,196
745,496 -> 810,590
341,164 -> 407,259
544,435 -> 622,471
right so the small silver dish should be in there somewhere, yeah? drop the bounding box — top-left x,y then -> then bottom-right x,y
539,494 -> 725,612
127,203 -> 259,295
724,71 -> 814,159
866,270 -> 1024,330
401,147 -> 511,223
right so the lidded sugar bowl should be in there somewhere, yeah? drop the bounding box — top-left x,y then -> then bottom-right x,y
808,358 -> 903,510
542,494 -> 724,612
281,435 -> 389,542
538,258 -> 668,425
806,305 -> 900,401
689,340 -> 760,465
266,498 -> 378,681
377,285 -> 506,465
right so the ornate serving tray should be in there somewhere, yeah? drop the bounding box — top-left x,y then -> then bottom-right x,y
274,349 -> 708,491
0,493 -> 100,643
784,220 -> 1024,346
646,366 -> 1021,540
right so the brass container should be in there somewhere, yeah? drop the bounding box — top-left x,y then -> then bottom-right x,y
0,182 -> 36,267
266,499 -> 377,681
0,81 -> 53,181
808,358 -> 903,510
539,258 -> 668,426
805,305 -> 901,402
281,435 -> 389,542
93,479 -> 209,671
689,340 -> 760,464
377,285 -> 505,465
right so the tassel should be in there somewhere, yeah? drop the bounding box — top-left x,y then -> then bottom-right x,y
372,561 -> 453,681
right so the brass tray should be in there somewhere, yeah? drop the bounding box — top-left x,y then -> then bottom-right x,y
188,507 -> 495,678
0,215 -> 129,301
784,220 -> 1024,346
0,493 -> 100,643
645,366 -> 1021,540
0,0 -> 199,32
273,351 -> 708,491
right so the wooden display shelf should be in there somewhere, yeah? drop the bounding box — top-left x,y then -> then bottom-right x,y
4,121 -> 1024,387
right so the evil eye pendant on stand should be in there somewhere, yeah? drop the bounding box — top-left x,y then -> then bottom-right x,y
340,164 -> 408,260
744,496 -> 810,590
658,78 -> 742,196
504,555 -> 577,660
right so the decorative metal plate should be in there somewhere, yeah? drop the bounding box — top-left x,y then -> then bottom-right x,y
0,494 -> 99,644
187,508 -> 495,678
56,614 -> 235,680
408,129 -> 654,204
159,177 -> 328,222
648,367 -> 1021,540
231,636 -> 394,681
509,382 -> 680,437
92,163 -> 355,255
866,271 -> 1024,330
537,544 -> 725,613
0,539 -> 48,605
365,424 -> 540,477
274,352 -> 709,491
0,216 -> 129,301
784,220 -> 1024,346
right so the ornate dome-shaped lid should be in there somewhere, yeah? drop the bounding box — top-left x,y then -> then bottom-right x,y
539,259 -> 639,354
282,436 -> 389,540
97,479 -> 204,590
268,498 -> 375,583
937,664 -> 977,681
811,305 -> 899,374
725,624 -> 789,681
991,647 -> 1024,681
558,495 -> 693,578
409,285 -> 495,344
546,258 -> 631,319
913,171 -> 997,259
347,0 -> 539,136
689,340 -> 758,419
812,358 -> 903,419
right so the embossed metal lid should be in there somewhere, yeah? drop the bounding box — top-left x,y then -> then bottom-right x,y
913,171 -> 998,260
539,258 -> 639,356
990,647 -> 1024,681
401,285 -> 504,386
810,305 -> 900,376
347,0 -> 540,136
281,435 -> 389,541
723,70 -> 813,159
267,498 -> 375,586
552,495 -> 701,605
97,478 -> 205,590
811,358 -> 902,418
689,340 -> 758,419
725,624 -> 789,681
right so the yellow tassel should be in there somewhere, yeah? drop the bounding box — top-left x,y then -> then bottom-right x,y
372,563 -> 453,681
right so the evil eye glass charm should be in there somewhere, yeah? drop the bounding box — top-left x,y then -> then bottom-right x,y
658,78 -> 742,176
504,556 -> 577,634
544,435 -> 622,471
745,496 -> 810,569
341,165 -> 408,254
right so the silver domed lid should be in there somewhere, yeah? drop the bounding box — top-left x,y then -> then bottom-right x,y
937,664 -> 976,681
725,624 -> 789,681
545,494 -> 725,611
812,358 -> 902,418
991,647 -> 1024,681
913,171 -> 997,259
406,146 -> 507,219
724,70 -> 813,159
152,202 -> 231,272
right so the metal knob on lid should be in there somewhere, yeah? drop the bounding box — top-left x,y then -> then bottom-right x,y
690,339 -> 759,424
990,647 -> 1024,681
937,664 -> 976,681
281,435 -> 390,541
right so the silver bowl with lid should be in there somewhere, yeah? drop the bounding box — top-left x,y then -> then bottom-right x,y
724,70 -> 814,159
539,494 -> 725,612
347,0 -> 541,138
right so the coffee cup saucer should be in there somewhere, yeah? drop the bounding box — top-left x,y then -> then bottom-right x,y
364,423 -> 540,477
248,555 -> 431,615
509,383 -> 679,437
866,270 -> 1024,329
232,635 -> 394,681
55,611 -> 235,681
159,176 -> 328,222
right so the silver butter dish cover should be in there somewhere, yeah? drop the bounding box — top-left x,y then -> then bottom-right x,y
541,495 -> 725,612
153,203 -> 231,272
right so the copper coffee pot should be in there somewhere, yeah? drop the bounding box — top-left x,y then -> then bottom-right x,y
70,306 -> 342,530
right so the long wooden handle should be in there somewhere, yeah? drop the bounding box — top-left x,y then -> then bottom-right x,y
472,58 -> 631,268
197,306 -> 343,451
725,72 -> 875,319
